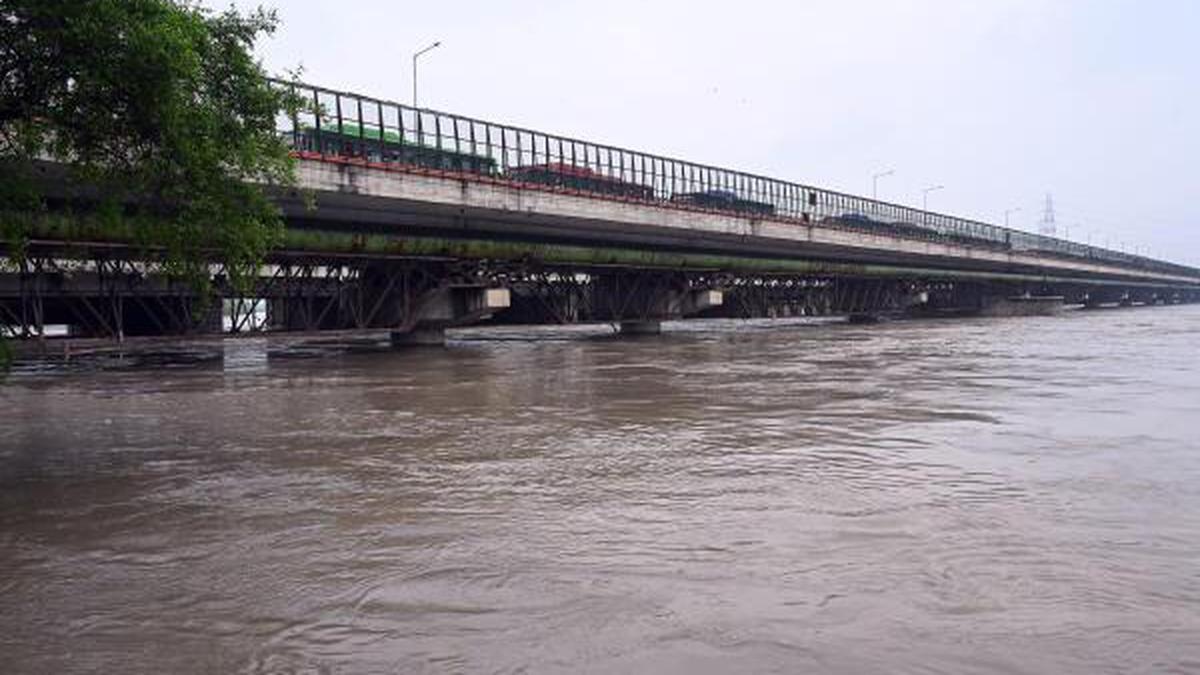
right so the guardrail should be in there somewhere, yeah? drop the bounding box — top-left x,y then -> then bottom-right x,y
272,79 -> 1199,279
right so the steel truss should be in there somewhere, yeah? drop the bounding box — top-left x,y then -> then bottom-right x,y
0,250 -> 508,340
3,247 -> 1198,342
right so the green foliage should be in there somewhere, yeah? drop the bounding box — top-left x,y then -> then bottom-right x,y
0,0 -> 298,292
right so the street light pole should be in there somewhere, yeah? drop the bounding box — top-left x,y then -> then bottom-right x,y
872,169 -> 894,200
921,185 -> 944,211
412,40 -> 442,108
1004,207 -> 1021,228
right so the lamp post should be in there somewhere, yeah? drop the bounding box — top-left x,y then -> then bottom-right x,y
921,184 -> 944,211
1004,207 -> 1021,228
412,40 -> 442,108
872,169 -> 894,200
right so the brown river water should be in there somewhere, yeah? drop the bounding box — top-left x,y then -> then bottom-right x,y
2,307 -> 1200,674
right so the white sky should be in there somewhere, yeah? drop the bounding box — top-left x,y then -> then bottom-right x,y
222,0 -> 1200,265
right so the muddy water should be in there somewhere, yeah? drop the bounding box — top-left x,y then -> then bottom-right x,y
2,308 -> 1200,674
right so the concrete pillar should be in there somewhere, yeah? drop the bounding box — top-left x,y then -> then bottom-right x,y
594,278 -> 723,336
676,289 -> 723,316
390,286 -> 511,346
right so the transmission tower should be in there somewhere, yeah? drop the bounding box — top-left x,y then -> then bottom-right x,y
1038,193 -> 1057,237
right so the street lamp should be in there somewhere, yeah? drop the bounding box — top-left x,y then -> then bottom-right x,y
412,40 -> 442,108
921,185 -> 944,211
872,169 -> 894,200
1004,207 -> 1021,228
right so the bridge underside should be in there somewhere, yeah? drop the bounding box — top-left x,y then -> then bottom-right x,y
2,238 -> 1196,346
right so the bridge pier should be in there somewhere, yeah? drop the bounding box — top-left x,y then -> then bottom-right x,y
1084,288 -> 1128,309
590,271 -> 723,336
613,289 -> 721,335
389,286 -> 511,346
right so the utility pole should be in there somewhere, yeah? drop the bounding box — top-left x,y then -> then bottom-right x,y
412,41 -> 442,108
872,169 -> 894,200
922,185 -> 944,211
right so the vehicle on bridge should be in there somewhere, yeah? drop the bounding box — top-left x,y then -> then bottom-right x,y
825,213 -> 938,241
670,189 -> 776,216
291,124 -> 498,175
826,213 -> 1014,251
506,163 -> 655,200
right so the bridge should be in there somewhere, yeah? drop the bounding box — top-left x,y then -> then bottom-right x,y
4,80 -> 1199,345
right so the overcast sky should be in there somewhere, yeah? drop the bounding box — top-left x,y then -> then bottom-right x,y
222,0 -> 1200,265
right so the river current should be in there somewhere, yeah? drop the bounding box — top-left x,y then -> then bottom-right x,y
2,307 -> 1199,674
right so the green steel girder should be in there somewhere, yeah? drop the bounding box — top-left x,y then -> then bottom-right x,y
276,228 -> 1199,290
5,210 -> 1200,290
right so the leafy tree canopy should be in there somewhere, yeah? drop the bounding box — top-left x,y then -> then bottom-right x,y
0,0 -> 296,288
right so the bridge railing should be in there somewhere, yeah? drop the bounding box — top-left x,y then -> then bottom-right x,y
271,79 -> 1197,279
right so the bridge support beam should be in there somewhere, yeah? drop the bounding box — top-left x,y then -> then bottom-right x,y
390,286 -> 511,346
590,271 -> 723,336
680,289 -> 724,316
1084,288 -> 1129,309
613,289 -> 722,335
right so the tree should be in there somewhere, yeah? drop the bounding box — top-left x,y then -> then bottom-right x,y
0,0 -> 297,292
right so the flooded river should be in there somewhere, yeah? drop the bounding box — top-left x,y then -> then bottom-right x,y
2,308 -> 1200,674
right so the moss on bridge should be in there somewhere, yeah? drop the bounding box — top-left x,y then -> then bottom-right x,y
2,210 -> 1191,289
279,228 -> 863,275
277,229 -> 1169,287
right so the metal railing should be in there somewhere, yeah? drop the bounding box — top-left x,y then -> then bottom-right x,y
272,79 -> 1199,279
